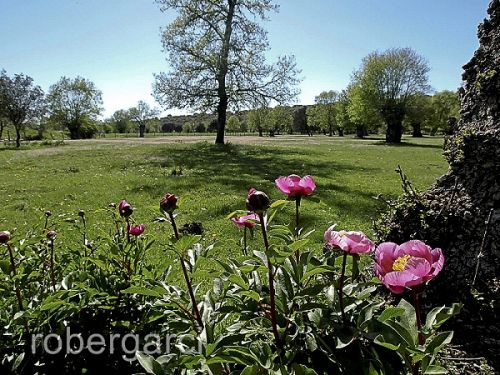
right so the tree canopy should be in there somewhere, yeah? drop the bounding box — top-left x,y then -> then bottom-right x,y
307,90 -> 338,136
0,70 -> 46,147
47,76 -> 103,139
350,47 -> 431,143
128,101 -> 159,138
153,0 -> 301,144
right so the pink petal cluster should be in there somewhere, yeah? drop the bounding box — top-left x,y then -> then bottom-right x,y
374,240 -> 444,294
324,226 -> 375,254
275,174 -> 316,198
128,224 -> 145,236
231,213 -> 260,229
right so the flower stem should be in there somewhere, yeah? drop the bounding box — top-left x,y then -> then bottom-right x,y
411,289 -> 425,375
243,226 -> 247,256
339,252 -> 348,324
125,218 -> 131,244
82,215 -> 87,257
168,212 -> 204,333
48,239 -> 56,292
7,243 -> 30,334
7,243 -> 24,311
258,212 -> 282,351
294,196 -> 301,260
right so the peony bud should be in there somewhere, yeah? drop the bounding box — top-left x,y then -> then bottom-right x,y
45,210 -> 52,217
78,209 -> 85,218
0,231 -> 11,244
118,200 -> 133,218
246,188 -> 270,214
46,230 -> 57,240
160,193 -> 178,213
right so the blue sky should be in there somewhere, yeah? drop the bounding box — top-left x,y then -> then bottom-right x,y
0,0 -> 491,117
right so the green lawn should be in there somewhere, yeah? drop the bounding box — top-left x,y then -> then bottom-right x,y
0,135 -> 447,264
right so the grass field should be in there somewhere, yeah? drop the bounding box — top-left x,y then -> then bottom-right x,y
0,135 -> 447,265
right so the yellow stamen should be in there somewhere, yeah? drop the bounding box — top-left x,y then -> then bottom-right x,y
392,255 -> 412,271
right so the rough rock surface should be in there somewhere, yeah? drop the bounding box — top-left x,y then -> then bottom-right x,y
376,0 -> 500,369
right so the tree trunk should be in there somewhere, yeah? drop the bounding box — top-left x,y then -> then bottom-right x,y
269,129 -> 275,137
411,122 -> 423,137
382,102 -> 405,143
338,127 -> 344,137
139,124 -> 145,138
0,120 -> 4,140
355,125 -> 365,138
215,0 -> 236,145
15,126 -> 21,148
328,124 -> 333,136
69,127 -> 79,140
258,128 -> 263,137
385,120 -> 403,143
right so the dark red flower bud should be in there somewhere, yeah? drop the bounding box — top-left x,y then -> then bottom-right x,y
46,230 -> 57,240
78,209 -> 85,218
0,231 -> 11,244
118,200 -> 133,218
246,188 -> 270,214
160,193 -> 178,213
45,210 -> 52,217
109,202 -> 116,208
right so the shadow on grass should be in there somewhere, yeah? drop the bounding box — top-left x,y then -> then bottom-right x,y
133,142 -> 387,228
372,140 -> 443,149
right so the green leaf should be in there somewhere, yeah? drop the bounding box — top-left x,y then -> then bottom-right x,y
426,331 -> 453,356
374,334 -> 400,351
228,274 -> 249,290
270,199 -> 290,208
292,363 -> 319,375
40,301 -> 66,311
136,351 -> 164,375
175,235 -> 201,253
240,366 -> 262,375
424,303 -> 462,331
423,365 -> 448,374
121,286 -> 162,298
377,307 -> 405,322
239,290 -> 261,302
288,239 -> 309,251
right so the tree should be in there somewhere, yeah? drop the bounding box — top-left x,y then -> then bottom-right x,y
153,0 -> 301,144
47,76 -> 103,139
429,90 -> 460,135
269,106 -> 292,136
404,94 -> 432,137
128,101 -> 160,137
226,115 -> 241,133
247,107 -> 270,137
0,70 -> 45,147
347,84 -> 382,138
335,90 -> 353,136
307,91 -> 338,136
182,121 -> 194,133
110,109 -> 132,134
350,48 -> 431,143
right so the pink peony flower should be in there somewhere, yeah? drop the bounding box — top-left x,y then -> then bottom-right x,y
231,213 -> 260,229
246,188 -> 270,214
275,174 -> 316,198
374,240 -> 444,294
118,200 -> 133,218
324,225 -> 375,254
0,231 -> 11,244
128,224 -> 145,236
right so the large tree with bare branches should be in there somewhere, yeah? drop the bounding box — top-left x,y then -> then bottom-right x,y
153,0 -> 301,144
